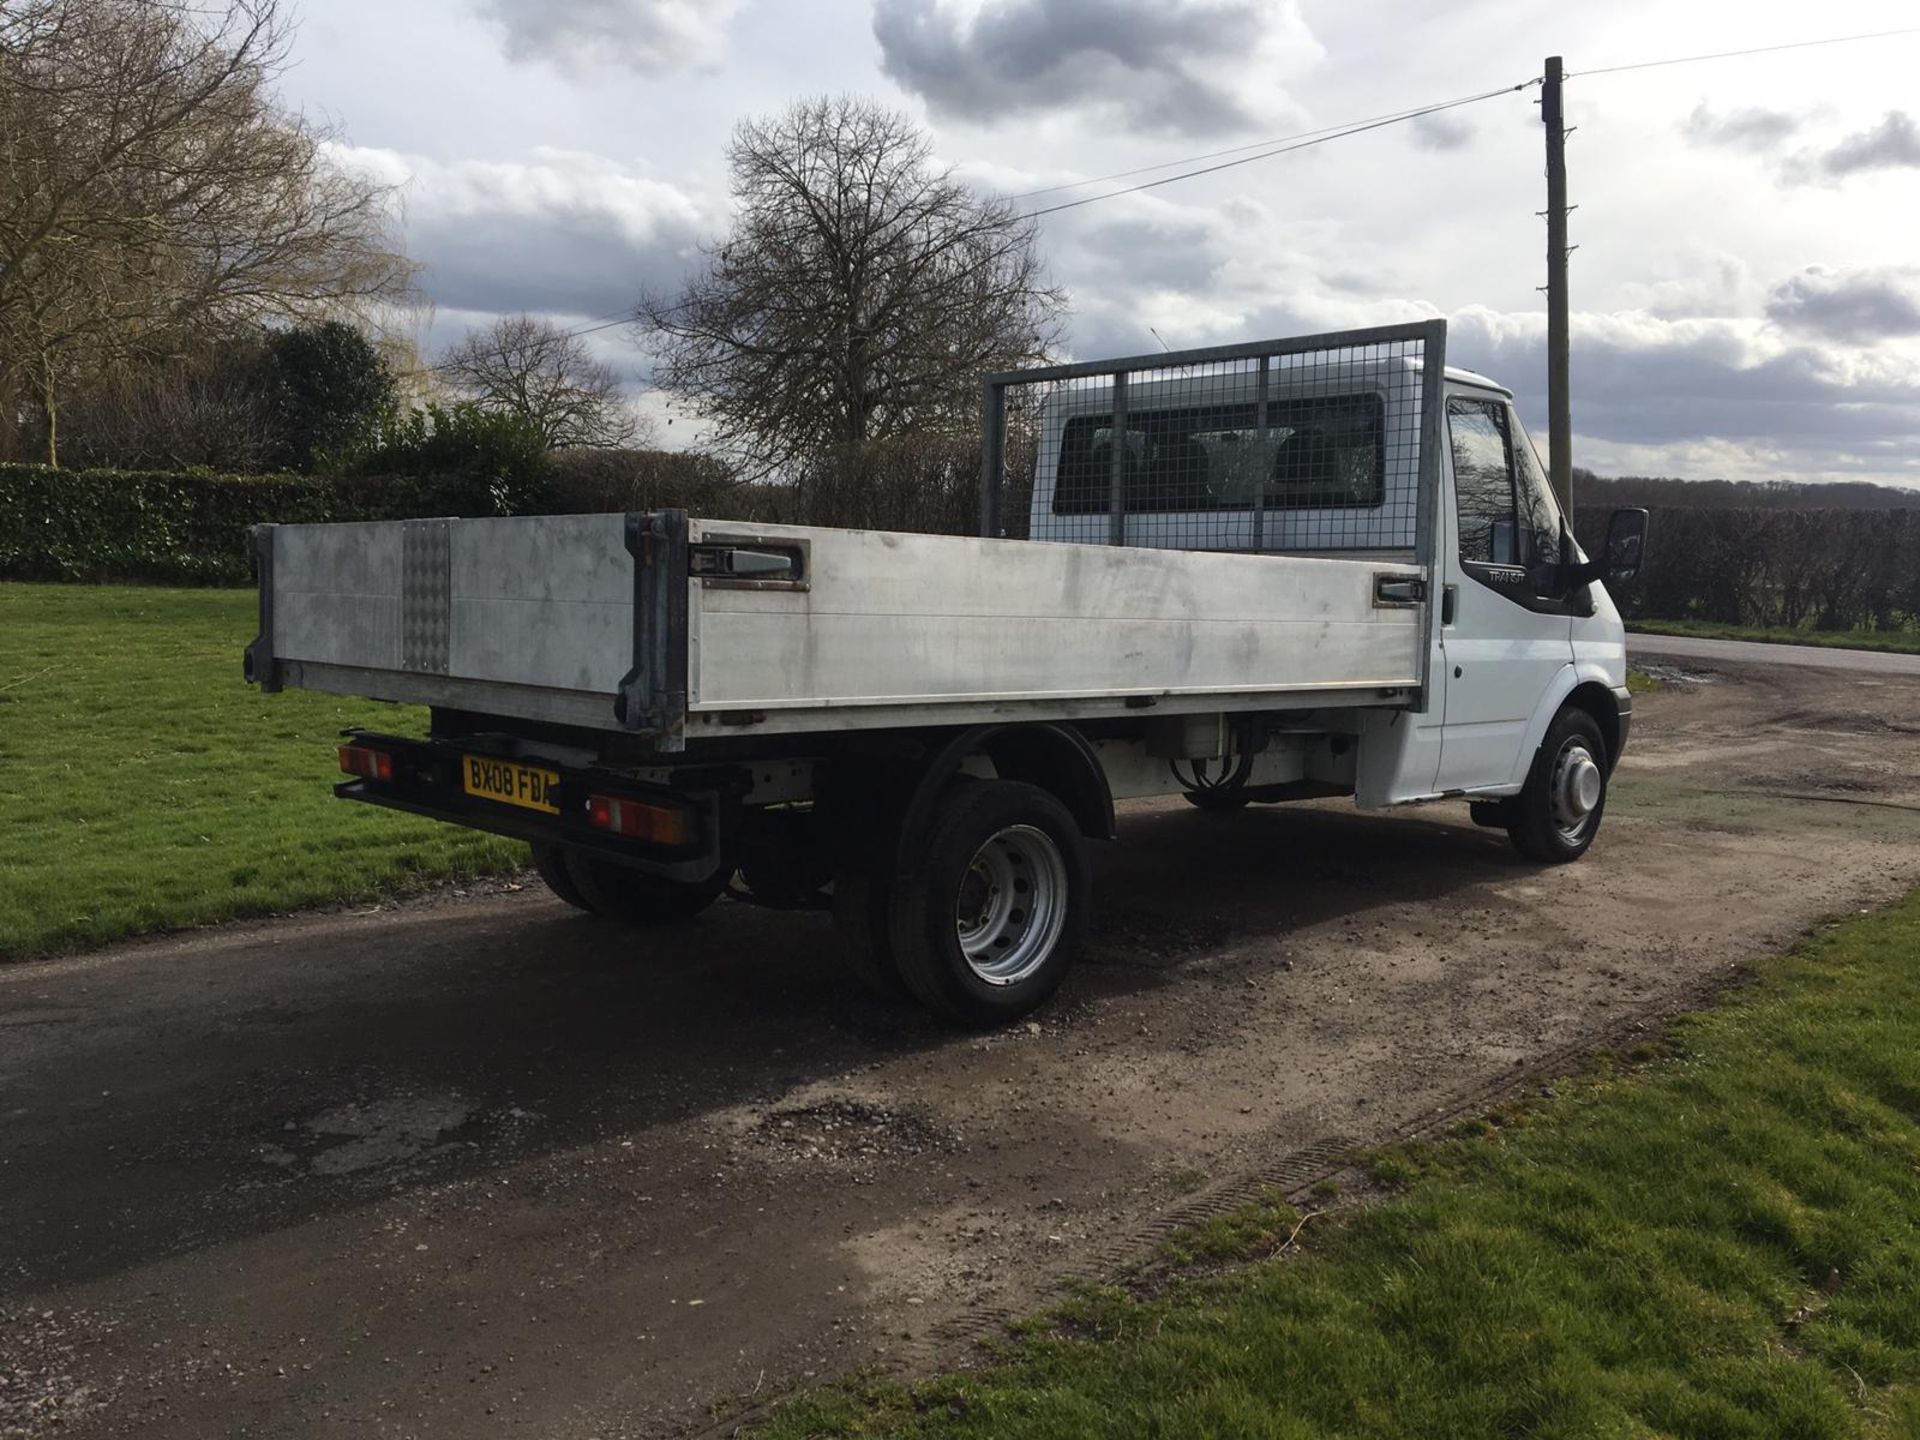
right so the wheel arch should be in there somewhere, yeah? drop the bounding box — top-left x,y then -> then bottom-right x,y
893,722 -> 1113,878
1506,664 -> 1625,790
1561,679 -> 1625,773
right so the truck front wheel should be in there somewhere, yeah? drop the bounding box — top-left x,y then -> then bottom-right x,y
1506,707 -> 1609,864
560,849 -> 730,925
890,781 -> 1089,1026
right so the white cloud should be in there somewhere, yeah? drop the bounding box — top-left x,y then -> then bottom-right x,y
1035,191 -> 1920,484
1683,102 -> 1801,153
1409,110 -> 1474,152
873,0 -> 1322,137
470,0 -> 745,74
1817,110 -> 1920,177
1766,265 -> 1920,344
331,144 -> 717,320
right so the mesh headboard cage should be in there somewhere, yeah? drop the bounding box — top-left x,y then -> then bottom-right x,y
981,321 -> 1447,562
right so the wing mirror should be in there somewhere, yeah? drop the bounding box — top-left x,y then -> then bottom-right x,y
1568,507 -> 1648,588
1602,507 -> 1648,585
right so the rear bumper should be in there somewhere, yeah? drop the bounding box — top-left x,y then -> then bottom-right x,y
334,731 -> 727,883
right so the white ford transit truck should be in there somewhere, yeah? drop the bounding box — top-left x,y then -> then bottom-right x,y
246,322 -> 1647,1025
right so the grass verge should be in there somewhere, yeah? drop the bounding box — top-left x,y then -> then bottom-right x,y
1629,618 -> 1920,655
0,583 -> 525,960
758,891 -> 1920,1438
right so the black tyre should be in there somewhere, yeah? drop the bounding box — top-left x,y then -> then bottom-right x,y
532,845 -> 593,911
1506,707 -> 1609,863
831,860 -> 907,997
889,780 -> 1089,1026
562,850 -> 729,924
1182,786 -> 1251,812
526,844 -> 591,913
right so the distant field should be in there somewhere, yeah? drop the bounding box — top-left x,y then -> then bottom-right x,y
0,584 -> 524,961
1630,618 -> 1920,655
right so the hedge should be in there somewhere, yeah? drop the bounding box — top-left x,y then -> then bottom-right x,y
13,461 -> 1919,636
1572,504 -> 1920,631
0,464 -> 523,585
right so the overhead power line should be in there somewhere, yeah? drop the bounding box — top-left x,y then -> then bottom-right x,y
1571,25 -> 1920,78
1020,80 -> 1537,218
563,308 -> 636,338
1001,88 -> 1534,203
569,315 -> 633,338
1004,24 -> 1920,221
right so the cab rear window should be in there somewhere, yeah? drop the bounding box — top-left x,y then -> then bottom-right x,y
1052,393 -> 1384,515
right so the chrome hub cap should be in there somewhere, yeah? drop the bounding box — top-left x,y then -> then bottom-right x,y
955,824 -> 1068,986
1550,740 -> 1603,842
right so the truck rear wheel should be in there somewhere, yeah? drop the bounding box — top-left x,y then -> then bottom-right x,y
1182,786 -> 1251,812
1507,707 -> 1609,864
562,850 -> 729,925
831,862 -> 907,997
532,845 -> 592,911
889,781 -> 1088,1026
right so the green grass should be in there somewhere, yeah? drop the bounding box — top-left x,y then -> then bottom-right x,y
0,583 -> 525,960
1630,618 -> 1920,655
758,892 -> 1920,1439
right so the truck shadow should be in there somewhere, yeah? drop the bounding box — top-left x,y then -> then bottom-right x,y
3,800 -> 1523,1295
1084,799 -> 1517,976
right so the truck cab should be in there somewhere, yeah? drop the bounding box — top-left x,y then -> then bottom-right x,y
1023,359 -> 1643,827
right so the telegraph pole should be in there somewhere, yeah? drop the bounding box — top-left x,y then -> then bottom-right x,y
1542,55 -> 1573,515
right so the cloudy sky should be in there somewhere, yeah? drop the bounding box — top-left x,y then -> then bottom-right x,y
280,0 -> 1920,486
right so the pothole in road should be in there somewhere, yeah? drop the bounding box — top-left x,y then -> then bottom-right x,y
1755,770 -> 1891,795
257,1092 -> 481,1176
1637,662 -> 1715,688
753,1098 -> 958,1169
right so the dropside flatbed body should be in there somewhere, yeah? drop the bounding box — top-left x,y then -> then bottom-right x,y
248,511 -> 1429,749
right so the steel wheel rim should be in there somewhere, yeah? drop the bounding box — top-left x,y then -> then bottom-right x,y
955,824 -> 1068,986
1548,738 -> 1603,843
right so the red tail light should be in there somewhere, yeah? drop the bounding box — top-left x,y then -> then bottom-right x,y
585,793 -> 692,846
338,744 -> 394,782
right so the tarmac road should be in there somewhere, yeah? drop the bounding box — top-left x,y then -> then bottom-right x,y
6,657 -> 1920,1439
1630,629 -> 1920,675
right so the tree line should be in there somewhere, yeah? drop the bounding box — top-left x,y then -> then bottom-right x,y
1576,471 -> 1920,512
1574,505 -> 1920,633
1,0 -> 1058,527
0,0 -> 647,472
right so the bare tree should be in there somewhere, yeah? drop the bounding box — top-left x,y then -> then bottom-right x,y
437,314 -> 641,450
62,339 -> 283,472
636,96 -> 1064,483
0,0 -> 413,465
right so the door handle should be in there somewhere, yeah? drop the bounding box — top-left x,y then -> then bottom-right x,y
1442,584 -> 1457,625
1373,574 -> 1426,607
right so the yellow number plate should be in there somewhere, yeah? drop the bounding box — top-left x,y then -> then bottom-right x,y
462,755 -> 561,814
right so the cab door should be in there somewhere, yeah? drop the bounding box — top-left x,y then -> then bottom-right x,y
1433,395 -> 1574,793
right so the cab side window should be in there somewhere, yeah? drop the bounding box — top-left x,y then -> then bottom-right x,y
1448,397 -> 1564,570
1507,409 -> 1562,567
1447,398 -> 1517,564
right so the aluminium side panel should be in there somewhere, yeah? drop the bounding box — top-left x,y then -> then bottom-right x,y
270,521 -> 406,671
267,514 -> 637,726
442,515 -> 632,693
266,512 -> 1423,736
684,519 -> 1423,714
